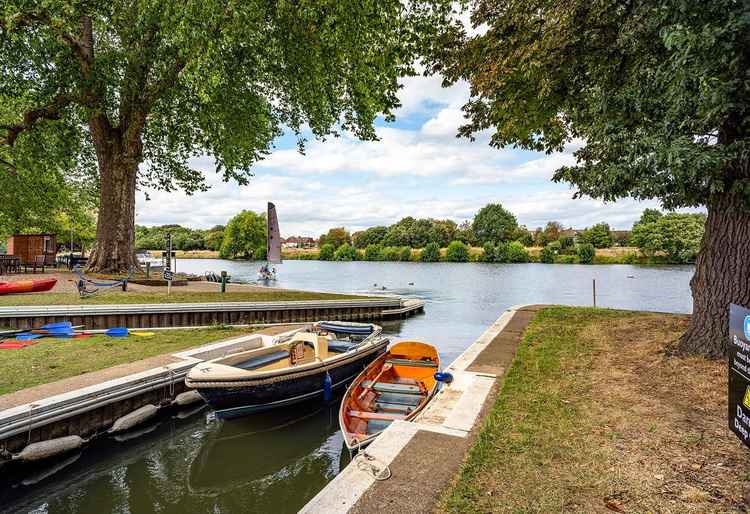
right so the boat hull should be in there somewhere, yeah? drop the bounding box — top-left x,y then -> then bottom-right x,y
0,278 -> 57,295
194,341 -> 388,418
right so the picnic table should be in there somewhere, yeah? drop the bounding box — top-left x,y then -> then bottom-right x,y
0,255 -> 21,274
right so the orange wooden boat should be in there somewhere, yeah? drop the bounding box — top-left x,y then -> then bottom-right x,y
0,278 -> 56,295
339,341 -> 440,450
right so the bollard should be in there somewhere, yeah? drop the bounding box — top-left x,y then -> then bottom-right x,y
145,261 -> 150,279
220,271 -> 227,293
593,278 -> 597,307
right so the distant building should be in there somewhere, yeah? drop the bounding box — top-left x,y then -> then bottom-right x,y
282,236 -> 317,249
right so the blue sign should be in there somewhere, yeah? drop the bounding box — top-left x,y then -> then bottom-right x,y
730,305 -> 750,448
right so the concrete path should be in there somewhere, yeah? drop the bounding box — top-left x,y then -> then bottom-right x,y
301,304 -> 547,514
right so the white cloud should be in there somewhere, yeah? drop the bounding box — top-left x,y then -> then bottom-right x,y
134,74 -> 692,237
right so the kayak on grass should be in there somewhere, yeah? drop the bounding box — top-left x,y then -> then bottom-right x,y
0,278 -> 57,295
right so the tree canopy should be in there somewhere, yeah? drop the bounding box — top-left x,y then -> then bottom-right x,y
1,0 -> 455,271
434,0 -> 750,356
219,210 -> 265,260
632,213 -> 706,263
471,203 -> 518,244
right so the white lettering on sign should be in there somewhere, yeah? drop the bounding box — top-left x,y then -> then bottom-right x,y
734,334 -> 750,353
735,405 -> 750,440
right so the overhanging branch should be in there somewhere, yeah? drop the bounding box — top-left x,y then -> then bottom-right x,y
1,93 -> 75,146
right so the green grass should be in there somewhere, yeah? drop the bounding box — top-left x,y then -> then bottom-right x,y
0,327 -> 249,395
441,306 -> 638,513
0,290 -> 365,306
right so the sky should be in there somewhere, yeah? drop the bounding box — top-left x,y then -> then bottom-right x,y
134,74 -> 668,237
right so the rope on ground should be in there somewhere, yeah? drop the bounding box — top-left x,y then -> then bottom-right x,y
352,440 -> 391,481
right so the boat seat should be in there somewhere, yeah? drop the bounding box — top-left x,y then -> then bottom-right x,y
374,402 -> 413,413
348,410 -> 406,421
366,419 -> 392,435
361,380 -> 422,395
386,358 -> 438,368
235,350 -> 289,370
376,392 -> 422,406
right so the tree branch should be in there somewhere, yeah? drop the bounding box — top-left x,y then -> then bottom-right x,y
1,93 -> 75,146
0,11 -> 88,64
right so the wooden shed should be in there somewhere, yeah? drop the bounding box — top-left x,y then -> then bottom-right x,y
7,234 -> 57,265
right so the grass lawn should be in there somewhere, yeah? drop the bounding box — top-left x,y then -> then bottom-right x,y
441,306 -> 749,513
0,327 -> 250,395
0,290 -> 364,306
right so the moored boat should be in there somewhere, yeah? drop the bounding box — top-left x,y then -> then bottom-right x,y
0,278 -> 57,295
339,341 -> 440,450
185,321 -> 388,418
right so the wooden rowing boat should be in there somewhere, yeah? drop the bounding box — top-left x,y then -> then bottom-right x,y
339,341 -> 440,450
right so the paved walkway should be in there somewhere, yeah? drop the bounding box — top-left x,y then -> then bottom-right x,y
303,304 -> 548,514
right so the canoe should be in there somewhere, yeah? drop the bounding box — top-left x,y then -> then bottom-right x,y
339,341 -> 440,450
186,322 -> 389,418
0,278 -> 56,295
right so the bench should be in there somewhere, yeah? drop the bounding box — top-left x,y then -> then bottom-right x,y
361,380 -> 422,395
386,358 -> 438,368
24,255 -> 46,273
348,410 -> 406,421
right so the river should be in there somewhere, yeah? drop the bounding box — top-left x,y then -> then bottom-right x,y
0,260 -> 694,514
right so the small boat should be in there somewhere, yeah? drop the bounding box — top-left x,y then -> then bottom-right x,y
339,341 -> 440,450
185,322 -> 388,418
258,202 -> 281,281
0,278 -> 57,295
136,251 -> 164,271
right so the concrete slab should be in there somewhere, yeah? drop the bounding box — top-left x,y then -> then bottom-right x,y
300,421 -> 420,514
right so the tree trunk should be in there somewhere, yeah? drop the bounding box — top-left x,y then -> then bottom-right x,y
87,140 -> 141,274
678,192 -> 750,358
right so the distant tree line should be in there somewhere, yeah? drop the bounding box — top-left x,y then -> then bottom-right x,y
136,225 -> 225,252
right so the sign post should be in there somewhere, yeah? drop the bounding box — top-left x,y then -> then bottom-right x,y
728,304 -> 750,448
164,233 -> 173,295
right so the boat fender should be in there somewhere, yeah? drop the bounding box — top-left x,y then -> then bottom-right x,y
108,404 -> 159,434
323,371 -> 333,402
171,390 -> 204,407
113,422 -> 160,443
434,371 -> 454,384
11,435 -> 85,462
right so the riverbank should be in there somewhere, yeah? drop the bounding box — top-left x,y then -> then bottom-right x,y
304,305 -> 745,513
146,246 -> 684,265
441,307 -> 746,513
0,272 -> 365,306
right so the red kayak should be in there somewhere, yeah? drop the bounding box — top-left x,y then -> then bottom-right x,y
0,278 -> 57,295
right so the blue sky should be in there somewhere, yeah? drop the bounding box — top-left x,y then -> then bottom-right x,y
135,74 -> 667,237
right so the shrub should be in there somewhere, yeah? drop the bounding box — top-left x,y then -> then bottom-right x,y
364,244 -> 383,261
333,243 -> 357,261
558,236 -> 574,250
319,243 -> 335,261
622,252 -> 640,264
445,240 -> 469,262
493,242 -> 510,263
482,242 -> 496,262
381,246 -> 402,261
506,241 -> 529,263
554,254 -> 577,264
540,244 -> 557,264
576,243 -> 596,264
399,246 -> 413,261
420,242 -> 440,262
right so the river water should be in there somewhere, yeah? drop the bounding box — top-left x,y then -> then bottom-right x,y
1,260 -> 694,514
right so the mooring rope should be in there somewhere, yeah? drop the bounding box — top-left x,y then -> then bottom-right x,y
352,439 -> 391,481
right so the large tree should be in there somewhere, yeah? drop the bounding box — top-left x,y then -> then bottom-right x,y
435,0 -> 750,357
1,0 -> 452,272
